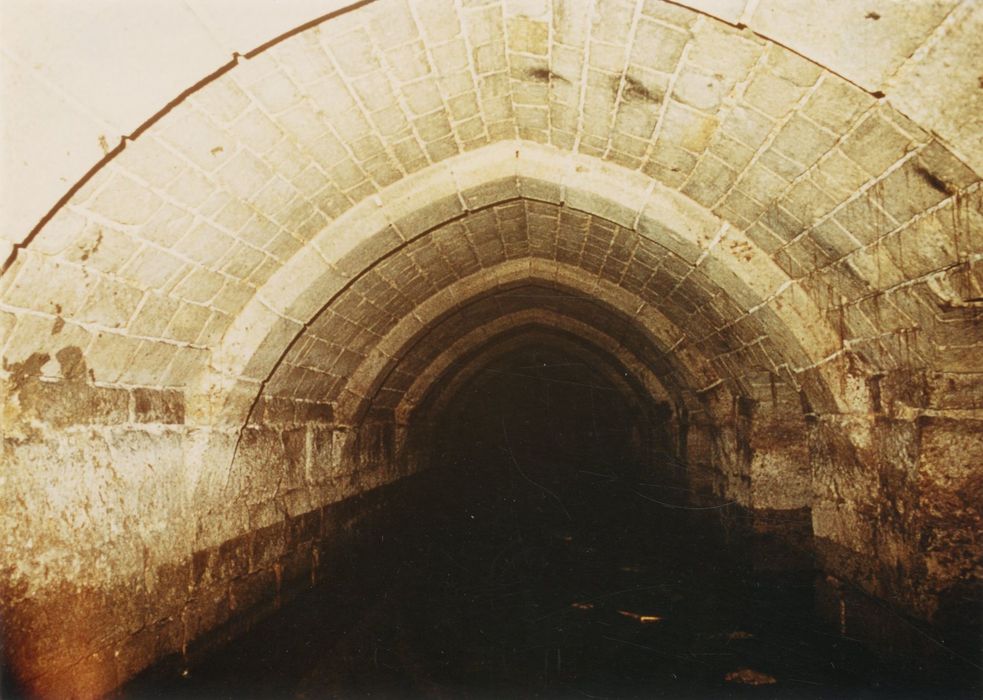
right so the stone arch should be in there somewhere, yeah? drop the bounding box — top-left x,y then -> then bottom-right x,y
402,322 -> 672,470
1,1 -> 980,696
191,141 -> 843,433
5,0 -> 980,249
329,258 -> 700,428
391,307 -> 673,431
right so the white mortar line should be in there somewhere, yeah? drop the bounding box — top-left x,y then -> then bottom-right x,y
637,19 -> 693,167
601,0 -> 646,161
571,0 -> 597,153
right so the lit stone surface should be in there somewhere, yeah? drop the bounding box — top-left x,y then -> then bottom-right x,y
1,1 -> 981,696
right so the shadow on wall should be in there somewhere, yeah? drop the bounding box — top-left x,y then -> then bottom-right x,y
410,340 -> 674,484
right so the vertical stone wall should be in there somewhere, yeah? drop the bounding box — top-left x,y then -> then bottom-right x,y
2,352 -> 194,697
0,367 -> 420,697
682,353 -> 981,626
681,385 -> 754,506
745,372 -> 812,518
2,1 -> 981,695
679,379 -> 812,519
811,359 -> 983,622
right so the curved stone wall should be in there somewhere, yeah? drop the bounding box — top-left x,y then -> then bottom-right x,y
1,1 -> 980,695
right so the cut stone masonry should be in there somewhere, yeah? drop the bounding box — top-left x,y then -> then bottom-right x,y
1,1 -> 980,696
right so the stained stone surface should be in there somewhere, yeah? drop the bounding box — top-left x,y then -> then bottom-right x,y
0,1 -> 980,696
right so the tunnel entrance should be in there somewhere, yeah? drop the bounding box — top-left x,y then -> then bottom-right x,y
119,343 -> 981,699
425,337 -> 666,492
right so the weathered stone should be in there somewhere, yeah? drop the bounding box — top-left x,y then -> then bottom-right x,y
250,521 -> 287,573
184,583 -> 232,642
3,1 -> 982,695
133,387 -> 185,424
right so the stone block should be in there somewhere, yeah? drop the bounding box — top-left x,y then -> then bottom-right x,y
839,111 -> 912,177
742,69 -> 805,119
717,187 -> 765,225
385,44 -> 431,87
160,103 -> 236,172
832,194 -> 896,246
924,373 -> 983,411
689,23 -> 760,83
708,132 -> 753,171
809,218 -> 860,260
764,44 -> 821,87
116,138 -> 188,191
281,427 -> 308,490
781,177 -> 837,226
217,149 -> 275,201
391,192 -> 463,239
270,34 -> 335,86
76,276 -> 144,328
771,114 -> 838,168
738,162 -> 788,205
287,508 -> 322,548
249,69 -> 303,114
139,202 -> 197,249
720,104 -> 775,151
418,0 -> 461,43
659,101 -> 717,154
280,541 -> 314,587
673,67 -> 730,113
161,301 -> 209,344
551,0 -> 587,43
133,387 -> 185,424
191,75 -> 252,125
3,251 -> 95,318
875,156 -> 955,226
914,416 -> 983,591
184,583 -> 231,640
219,563 -> 274,619
28,208 -> 88,258
631,18 -> 688,73
250,521 -> 287,573
215,533 -> 253,582
10,376 -> 130,432
230,108 -> 284,155
121,247 -> 184,295
146,558 -> 193,623
463,5 -> 504,46
802,74 -> 874,134
171,267 -> 225,306
507,16 -> 548,54
679,154 -> 733,208
811,148 -> 871,201
327,28 -> 379,77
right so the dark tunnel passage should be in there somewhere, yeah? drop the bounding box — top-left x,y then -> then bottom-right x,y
6,2 -> 983,697
426,336 -> 666,486
117,343 -> 982,700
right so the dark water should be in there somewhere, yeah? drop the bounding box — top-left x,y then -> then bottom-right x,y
124,456 -> 981,699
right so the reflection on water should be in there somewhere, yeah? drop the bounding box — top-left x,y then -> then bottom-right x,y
124,454 -> 980,699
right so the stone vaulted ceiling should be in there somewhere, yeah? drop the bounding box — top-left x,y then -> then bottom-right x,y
1,2 -> 982,696
2,0 -> 980,431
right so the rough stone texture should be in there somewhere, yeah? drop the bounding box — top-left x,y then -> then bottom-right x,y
746,372 -> 812,512
810,365 -> 983,621
5,0 -> 981,242
2,470 -> 409,698
0,379 -> 410,697
1,0 -> 981,696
